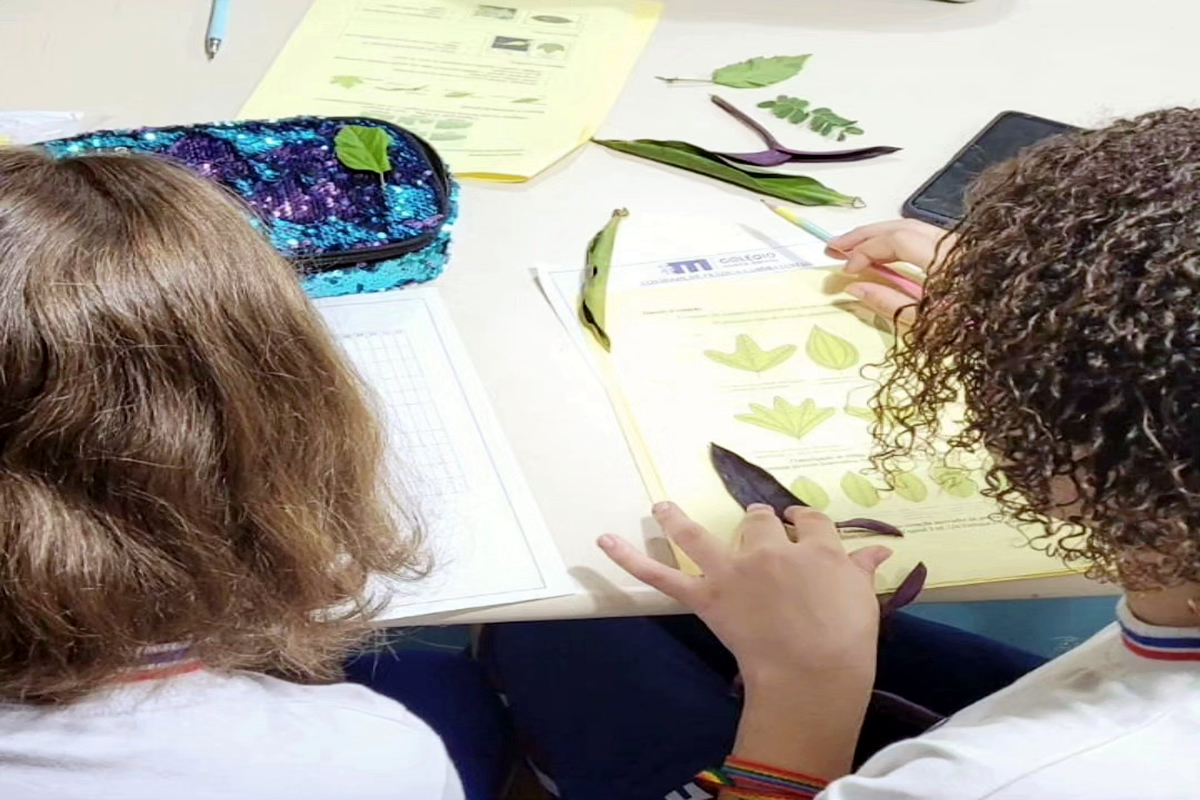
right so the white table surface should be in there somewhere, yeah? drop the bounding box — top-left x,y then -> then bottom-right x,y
6,0 -> 1191,623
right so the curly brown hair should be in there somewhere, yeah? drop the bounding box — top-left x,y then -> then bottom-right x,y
0,148 -> 424,703
875,108 -> 1200,590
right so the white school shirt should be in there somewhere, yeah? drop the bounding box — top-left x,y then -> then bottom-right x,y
822,599 -> 1200,800
0,665 -> 463,800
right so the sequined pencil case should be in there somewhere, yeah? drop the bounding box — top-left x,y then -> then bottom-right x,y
41,116 -> 457,299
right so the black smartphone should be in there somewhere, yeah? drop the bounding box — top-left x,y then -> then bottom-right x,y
902,111 -> 1080,228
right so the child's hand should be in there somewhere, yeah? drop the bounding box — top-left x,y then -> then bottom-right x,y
827,219 -> 954,329
599,502 -> 891,685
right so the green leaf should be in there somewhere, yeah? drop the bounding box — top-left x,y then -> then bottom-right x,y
445,91 -> 473,98
712,55 -> 811,89
704,334 -> 796,372
512,97 -> 541,104
807,107 -> 861,140
538,43 -> 566,54
334,125 -> 393,178
330,75 -> 364,89
930,465 -> 979,498
735,397 -> 834,441
592,139 -> 862,208
579,209 -> 629,351
806,326 -> 859,370
790,476 -> 830,510
841,472 -> 881,508
890,472 -> 928,503
532,14 -> 573,22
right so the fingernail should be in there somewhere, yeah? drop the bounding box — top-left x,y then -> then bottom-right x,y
652,501 -> 674,515
747,503 -> 772,512
846,284 -> 866,299
597,534 -> 616,549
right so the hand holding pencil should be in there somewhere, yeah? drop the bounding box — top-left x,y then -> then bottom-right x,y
762,203 -> 948,329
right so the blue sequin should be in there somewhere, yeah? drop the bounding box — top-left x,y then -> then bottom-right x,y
41,117 -> 457,297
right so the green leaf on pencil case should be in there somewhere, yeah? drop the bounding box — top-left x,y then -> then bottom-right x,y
592,139 -> 863,208
334,125 -> 393,179
579,209 -> 629,351
704,334 -> 796,373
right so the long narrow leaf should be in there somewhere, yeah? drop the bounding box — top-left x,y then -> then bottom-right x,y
593,139 -> 863,208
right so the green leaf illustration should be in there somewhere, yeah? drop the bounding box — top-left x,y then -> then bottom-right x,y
790,476 -> 830,510
538,43 -> 566,54
592,139 -> 862,208
930,465 -> 979,498
445,91 -> 473,98
736,397 -> 835,441
844,406 -> 875,421
713,55 -> 811,88
890,472 -> 928,503
579,209 -> 629,351
434,119 -> 474,130
841,472 -> 881,508
704,335 -> 796,373
806,326 -> 859,370
512,97 -> 542,104
532,14 -> 573,23
334,125 -> 393,181
330,75 -> 364,89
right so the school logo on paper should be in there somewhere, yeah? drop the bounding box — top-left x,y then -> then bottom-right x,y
663,258 -> 715,274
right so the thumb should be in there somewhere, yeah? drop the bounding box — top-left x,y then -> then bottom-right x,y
849,545 -> 893,575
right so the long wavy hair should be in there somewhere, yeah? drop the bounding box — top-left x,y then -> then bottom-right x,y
874,108 -> 1200,590
0,148 -> 423,703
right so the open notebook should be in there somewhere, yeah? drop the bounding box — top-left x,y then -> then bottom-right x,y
316,288 -> 573,620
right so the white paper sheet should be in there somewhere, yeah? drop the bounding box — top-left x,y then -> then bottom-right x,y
316,288 -> 574,619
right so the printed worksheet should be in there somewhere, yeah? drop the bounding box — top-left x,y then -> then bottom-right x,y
241,0 -> 661,180
540,218 -> 1078,591
316,288 -> 573,618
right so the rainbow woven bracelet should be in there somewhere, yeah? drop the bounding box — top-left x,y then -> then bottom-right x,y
696,756 -> 829,799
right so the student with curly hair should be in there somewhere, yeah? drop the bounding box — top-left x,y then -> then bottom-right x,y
483,108 -> 1200,799
0,148 -> 509,800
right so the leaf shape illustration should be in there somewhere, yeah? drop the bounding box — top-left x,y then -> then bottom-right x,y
841,472 -> 881,507
806,325 -> 859,370
930,465 -> 979,498
330,75 -> 364,89
538,43 -> 566,54
790,476 -> 829,510
844,406 -> 875,421
712,55 -> 811,88
736,397 -> 834,440
704,334 -> 796,372
890,472 -> 928,503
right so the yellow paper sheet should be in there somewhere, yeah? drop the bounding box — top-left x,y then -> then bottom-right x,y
587,259 -> 1078,592
240,0 -> 660,181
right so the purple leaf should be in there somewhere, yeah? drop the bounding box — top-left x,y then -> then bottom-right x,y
880,562 -> 928,617
716,146 -> 902,165
835,518 -> 905,537
710,94 -> 901,165
710,443 -> 804,519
